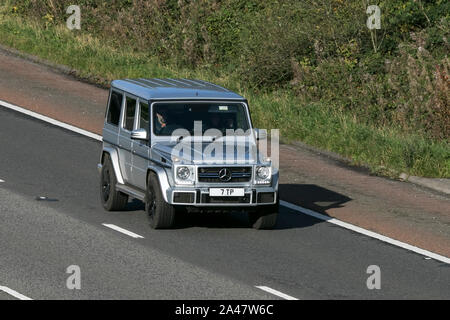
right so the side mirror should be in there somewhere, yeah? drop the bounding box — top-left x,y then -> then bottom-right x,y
254,128 -> 267,140
131,128 -> 148,141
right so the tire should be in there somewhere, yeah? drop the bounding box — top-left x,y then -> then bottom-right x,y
146,172 -> 176,229
249,199 -> 279,230
100,153 -> 128,211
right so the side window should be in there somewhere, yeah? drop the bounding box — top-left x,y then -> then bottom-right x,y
107,91 -> 123,126
139,101 -> 149,130
124,96 -> 136,131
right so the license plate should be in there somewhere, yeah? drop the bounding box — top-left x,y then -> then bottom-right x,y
209,188 -> 245,197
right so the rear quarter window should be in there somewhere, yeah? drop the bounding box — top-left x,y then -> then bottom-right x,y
124,96 -> 137,131
107,90 -> 123,126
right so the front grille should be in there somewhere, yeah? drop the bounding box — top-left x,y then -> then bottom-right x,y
201,194 -> 251,204
198,167 -> 252,183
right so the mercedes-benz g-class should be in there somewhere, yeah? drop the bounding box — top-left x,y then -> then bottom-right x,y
98,78 -> 278,229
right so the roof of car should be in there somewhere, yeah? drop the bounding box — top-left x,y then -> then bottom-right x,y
111,78 -> 245,101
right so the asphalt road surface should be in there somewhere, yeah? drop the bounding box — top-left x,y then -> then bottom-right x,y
0,106 -> 449,300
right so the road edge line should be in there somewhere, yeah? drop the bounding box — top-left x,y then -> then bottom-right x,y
0,99 -> 102,141
280,200 -> 450,264
0,286 -> 33,300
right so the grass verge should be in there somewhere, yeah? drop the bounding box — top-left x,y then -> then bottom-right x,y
0,7 -> 448,178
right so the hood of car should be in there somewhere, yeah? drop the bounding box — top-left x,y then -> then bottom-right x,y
152,139 -> 260,165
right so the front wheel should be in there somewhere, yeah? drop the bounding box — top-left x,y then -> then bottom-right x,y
249,200 -> 279,230
146,172 -> 176,229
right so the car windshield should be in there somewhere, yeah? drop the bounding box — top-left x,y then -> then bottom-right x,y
152,102 -> 250,136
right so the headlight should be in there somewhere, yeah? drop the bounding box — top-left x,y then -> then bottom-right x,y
177,166 -> 191,180
256,166 -> 270,179
255,166 -> 272,184
174,165 -> 195,185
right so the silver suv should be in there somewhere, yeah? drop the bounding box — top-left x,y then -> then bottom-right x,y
98,78 -> 278,229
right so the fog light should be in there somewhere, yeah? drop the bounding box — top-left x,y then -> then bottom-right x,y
173,192 -> 195,204
257,192 -> 275,203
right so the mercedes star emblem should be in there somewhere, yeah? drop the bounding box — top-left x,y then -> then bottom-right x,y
218,168 -> 232,182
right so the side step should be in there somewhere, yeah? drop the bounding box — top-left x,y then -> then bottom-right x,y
116,184 -> 146,201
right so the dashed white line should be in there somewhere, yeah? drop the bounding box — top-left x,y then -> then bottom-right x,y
256,286 -> 298,300
1,99 -> 449,264
0,286 -> 33,300
0,179 -> 4,183
280,200 -> 450,264
102,223 -> 144,239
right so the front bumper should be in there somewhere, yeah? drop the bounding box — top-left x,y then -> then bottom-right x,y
166,186 -> 277,207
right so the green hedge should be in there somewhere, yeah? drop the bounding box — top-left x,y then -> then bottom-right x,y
2,0 -> 448,177
11,0 -> 449,141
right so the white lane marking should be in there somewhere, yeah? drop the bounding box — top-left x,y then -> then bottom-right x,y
0,286 -> 33,300
102,223 -> 144,239
0,179 -> 4,183
1,100 -> 449,264
0,99 -> 102,141
256,286 -> 298,300
280,200 -> 450,264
